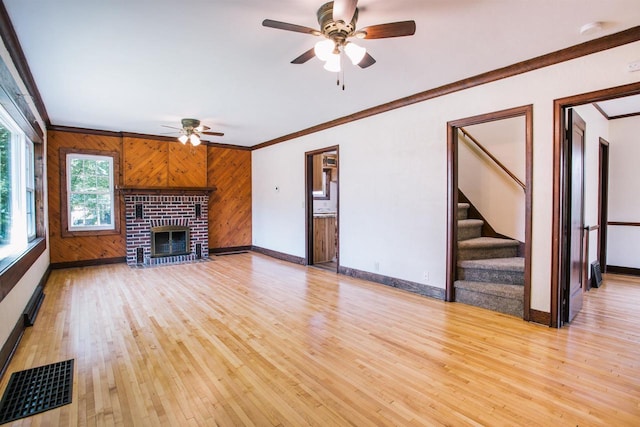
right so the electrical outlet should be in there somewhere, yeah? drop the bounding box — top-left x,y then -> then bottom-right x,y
423,271 -> 429,282
374,261 -> 380,272
628,60 -> 640,72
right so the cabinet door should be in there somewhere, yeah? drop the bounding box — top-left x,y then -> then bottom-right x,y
326,216 -> 336,261
312,155 -> 323,192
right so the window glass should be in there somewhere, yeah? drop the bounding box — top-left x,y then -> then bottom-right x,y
67,154 -> 114,230
0,125 -> 12,247
25,140 -> 35,239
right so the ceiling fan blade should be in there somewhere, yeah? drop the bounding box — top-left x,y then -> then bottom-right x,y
333,0 -> 357,23
161,125 -> 183,130
359,21 -> 416,39
358,52 -> 376,68
201,131 -> 224,137
262,19 -> 320,35
291,48 -> 316,64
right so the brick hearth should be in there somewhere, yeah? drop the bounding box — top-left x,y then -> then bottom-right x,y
125,194 -> 209,266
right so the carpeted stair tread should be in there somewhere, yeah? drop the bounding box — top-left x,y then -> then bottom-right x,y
458,257 -> 524,272
454,280 -> 524,299
458,203 -> 470,220
454,280 -> 524,317
457,219 -> 484,241
458,237 -> 519,249
458,219 -> 484,228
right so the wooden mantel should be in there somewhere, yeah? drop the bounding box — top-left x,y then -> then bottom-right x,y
116,186 -> 217,195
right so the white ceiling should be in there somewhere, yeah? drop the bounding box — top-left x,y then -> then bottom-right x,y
4,0 -> 640,147
594,94 -> 640,117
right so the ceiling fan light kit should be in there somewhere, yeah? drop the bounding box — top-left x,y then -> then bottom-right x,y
314,39 -> 335,61
262,0 -> 416,74
344,41 -> 366,65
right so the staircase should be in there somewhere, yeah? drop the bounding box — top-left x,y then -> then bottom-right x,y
454,202 -> 524,317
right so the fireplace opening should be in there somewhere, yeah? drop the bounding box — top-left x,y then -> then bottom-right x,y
151,225 -> 190,258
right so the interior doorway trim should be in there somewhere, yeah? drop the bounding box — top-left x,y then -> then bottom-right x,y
305,146 -> 339,268
597,138 -> 610,274
551,81 -> 640,327
447,104 -> 533,320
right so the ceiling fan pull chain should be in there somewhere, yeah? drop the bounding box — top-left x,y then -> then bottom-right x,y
342,69 -> 346,90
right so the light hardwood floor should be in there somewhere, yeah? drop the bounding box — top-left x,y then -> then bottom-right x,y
1,253 -> 639,426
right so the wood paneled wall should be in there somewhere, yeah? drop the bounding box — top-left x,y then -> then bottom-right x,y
47,130 -> 126,264
208,147 -> 252,248
122,137 -> 207,187
47,130 -> 252,264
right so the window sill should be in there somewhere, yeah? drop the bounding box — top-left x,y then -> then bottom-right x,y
0,238 -> 46,304
62,228 -> 119,238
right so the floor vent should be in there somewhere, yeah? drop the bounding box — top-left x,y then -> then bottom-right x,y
591,261 -> 603,288
0,359 -> 74,424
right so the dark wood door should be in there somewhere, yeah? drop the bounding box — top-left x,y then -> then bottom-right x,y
564,109 -> 586,323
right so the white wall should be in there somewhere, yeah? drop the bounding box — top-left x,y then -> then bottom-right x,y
253,41 -> 640,313
573,104 -> 610,278
608,115 -> 640,269
0,39 -> 50,349
459,117 -> 526,241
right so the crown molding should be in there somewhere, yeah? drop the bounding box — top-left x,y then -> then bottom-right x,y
253,25 -> 640,150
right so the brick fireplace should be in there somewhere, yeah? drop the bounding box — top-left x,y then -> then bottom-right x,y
125,192 -> 209,266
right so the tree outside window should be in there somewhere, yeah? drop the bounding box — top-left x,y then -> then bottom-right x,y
67,154 -> 114,230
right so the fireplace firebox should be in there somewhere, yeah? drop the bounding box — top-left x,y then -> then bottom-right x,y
151,225 -> 190,257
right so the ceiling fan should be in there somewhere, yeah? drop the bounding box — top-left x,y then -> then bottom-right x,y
262,0 -> 416,72
162,118 -> 224,146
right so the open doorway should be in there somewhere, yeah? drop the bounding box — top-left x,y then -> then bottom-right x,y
305,146 -> 339,272
447,105 -> 533,320
597,138 -> 609,274
552,82 -> 640,327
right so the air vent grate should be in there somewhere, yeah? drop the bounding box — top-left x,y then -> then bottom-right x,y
0,359 -> 74,424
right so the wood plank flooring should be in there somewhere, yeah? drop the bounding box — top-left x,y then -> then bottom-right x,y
1,253 -> 639,426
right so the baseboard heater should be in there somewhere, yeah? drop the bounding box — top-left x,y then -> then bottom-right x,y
591,261 -> 603,289
23,285 -> 45,327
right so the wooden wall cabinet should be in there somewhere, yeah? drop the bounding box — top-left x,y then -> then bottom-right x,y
313,215 -> 336,263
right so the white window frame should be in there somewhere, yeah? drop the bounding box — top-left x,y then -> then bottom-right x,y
66,153 -> 115,231
0,104 -> 36,258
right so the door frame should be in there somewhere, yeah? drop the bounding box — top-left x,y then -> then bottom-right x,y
551,81 -> 640,327
597,138 -> 610,273
305,146 -> 339,267
446,104 -> 533,320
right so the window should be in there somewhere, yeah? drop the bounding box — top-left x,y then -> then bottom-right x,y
25,139 -> 35,239
66,153 -> 115,231
0,105 -> 36,258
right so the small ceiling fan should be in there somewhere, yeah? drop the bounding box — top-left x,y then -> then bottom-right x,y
262,0 -> 416,72
162,118 -> 224,146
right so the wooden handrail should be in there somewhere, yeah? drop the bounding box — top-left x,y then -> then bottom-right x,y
458,127 -> 525,190
608,221 -> 640,227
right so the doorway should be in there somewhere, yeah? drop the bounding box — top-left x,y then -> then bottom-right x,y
305,146 -> 339,272
551,81 -> 640,327
447,105 -> 533,320
597,138 -> 610,274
